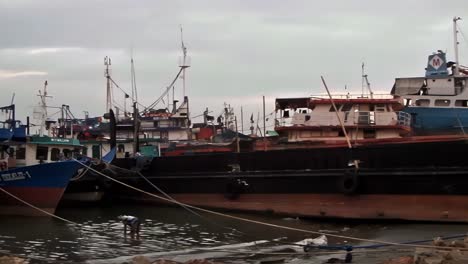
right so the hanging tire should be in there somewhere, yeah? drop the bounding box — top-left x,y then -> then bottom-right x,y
225,178 -> 249,200
340,170 -> 359,195
225,180 -> 241,200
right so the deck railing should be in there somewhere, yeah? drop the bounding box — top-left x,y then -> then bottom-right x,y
276,110 -> 412,128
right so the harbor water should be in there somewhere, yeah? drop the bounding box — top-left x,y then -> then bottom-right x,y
1,204 -> 468,263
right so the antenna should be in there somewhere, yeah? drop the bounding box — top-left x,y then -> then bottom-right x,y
453,16 -> 462,76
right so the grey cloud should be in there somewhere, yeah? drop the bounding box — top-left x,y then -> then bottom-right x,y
0,0 -> 467,125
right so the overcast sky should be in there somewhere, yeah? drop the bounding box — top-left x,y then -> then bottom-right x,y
1,0 -> 468,131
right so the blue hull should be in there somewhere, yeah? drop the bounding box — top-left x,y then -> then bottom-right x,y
0,160 -> 83,216
0,160 -> 83,188
404,106 -> 468,135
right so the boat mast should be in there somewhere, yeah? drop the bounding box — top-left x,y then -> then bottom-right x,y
179,25 -> 189,97
453,16 -> 462,76
104,56 -> 112,112
37,80 -> 51,137
453,17 -> 461,76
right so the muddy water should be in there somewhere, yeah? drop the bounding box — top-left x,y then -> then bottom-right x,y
0,205 -> 467,263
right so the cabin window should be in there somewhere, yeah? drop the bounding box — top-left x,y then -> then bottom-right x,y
73,148 -> 81,157
363,129 -> 376,139
82,147 -> 88,156
375,104 -> 387,112
16,147 -> 25,160
435,99 -> 450,107
283,110 -> 290,118
357,112 -> 370,125
63,149 -> 71,158
404,99 -> 412,106
36,146 -> 48,161
50,148 -> 60,161
305,115 -> 311,122
161,131 -> 169,140
341,104 -> 353,112
118,144 -> 125,153
415,99 -> 430,107
92,145 -> 100,159
329,104 -> 341,112
455,100 -> 468,107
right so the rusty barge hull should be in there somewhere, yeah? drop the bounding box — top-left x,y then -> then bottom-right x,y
110,138 -> 468,222
130,193 -> 468,222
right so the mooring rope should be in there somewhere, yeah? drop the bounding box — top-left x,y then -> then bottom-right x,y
72,159 -> 468,251
134,169 -> 249,237
0,187 -> 78,225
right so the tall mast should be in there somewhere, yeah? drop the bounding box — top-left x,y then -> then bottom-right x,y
131,55 -> 138,104
37,80 -> 51,137
453,16 -> 462,76
104,56 -> 112,112
179,25 -> 190,97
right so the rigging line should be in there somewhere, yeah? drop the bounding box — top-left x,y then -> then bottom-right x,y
111,100 -> 126,111
134,170 -> 245,235
72,158 -> 465,251
108,77 -> 148,109
457,25 -> 468,50
47,109 -> 62,117
66,108 -> 76,120
142,67 -> 184,112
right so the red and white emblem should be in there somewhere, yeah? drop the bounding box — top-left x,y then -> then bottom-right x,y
430,55 -> 443,69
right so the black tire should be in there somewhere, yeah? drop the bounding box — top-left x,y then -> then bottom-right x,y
340,170 -> 359,195
225,179 -> 242,200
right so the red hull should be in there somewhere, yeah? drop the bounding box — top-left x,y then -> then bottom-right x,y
134,193 -> 468,222
0,187 -> 65,216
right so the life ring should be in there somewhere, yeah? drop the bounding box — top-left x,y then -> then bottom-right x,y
340,170 -> 359,195
225,178 -> 248,200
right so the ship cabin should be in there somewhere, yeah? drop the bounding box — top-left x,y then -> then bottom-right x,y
2,136 -> 83,169
274,96 -> 411,143
77,97 -> 191,159
139,96 -> 190,142
391,51 -> 468,108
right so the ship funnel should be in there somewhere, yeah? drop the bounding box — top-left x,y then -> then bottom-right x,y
425,51 -> 449,77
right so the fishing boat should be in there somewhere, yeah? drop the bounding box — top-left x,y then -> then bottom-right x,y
0,103 -> 83,216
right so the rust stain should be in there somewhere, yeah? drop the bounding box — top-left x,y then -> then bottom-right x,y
145,193 -> 468,222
